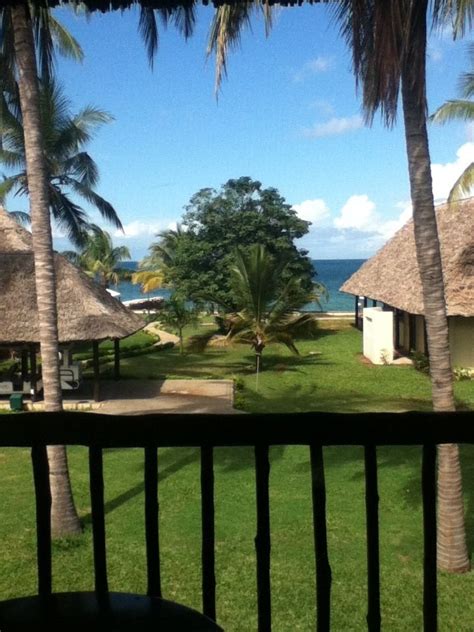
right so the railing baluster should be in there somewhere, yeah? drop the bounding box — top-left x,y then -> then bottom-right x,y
31,445 -> 52,596
89,446 -> 108,595
144,446 -> 161,598
255,444 -> 271,632
310,444 -> 331,632
201,446 -> 216,620
422,444 -> 437,632
364,445 -> 381,632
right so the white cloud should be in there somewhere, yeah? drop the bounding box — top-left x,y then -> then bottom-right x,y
292,199 -> 330,225
334,194 -> 376,231
293,56 -> 334,82
431,142 -> 474,201
115,220 -> 167,239
302,115 -> 363,139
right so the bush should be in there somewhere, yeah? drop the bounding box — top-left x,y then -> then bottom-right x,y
411,351 -> 430,374
453,366 -> 474,381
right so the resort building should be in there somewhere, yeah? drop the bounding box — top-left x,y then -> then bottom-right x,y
0,207 -> 144,400
341,198 -> 474,368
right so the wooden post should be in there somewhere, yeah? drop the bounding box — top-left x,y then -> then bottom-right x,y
114,339 -> 120,381
21,348 -> 29,380
93,341 -> 100,402
29,345 -> 37,402
354,295 -> 359,328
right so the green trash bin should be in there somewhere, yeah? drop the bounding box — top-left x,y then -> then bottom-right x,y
9,392 -> 23,412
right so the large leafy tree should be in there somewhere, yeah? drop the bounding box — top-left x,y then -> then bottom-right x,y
147,177 -> 316,308
430,43 -> 474,201
208,1 -> 471,572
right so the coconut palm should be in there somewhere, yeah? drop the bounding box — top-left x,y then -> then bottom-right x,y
208,0 -> 471,572
65,226 -> 131,288
430,44 -> 474,201
3,1 -> 194,540
334,0 -> 471,574
159,294 -> 199,354
132,269 -> 166,294
3,3 -> 84,538
0,79 -> 122,246
190,244 -> 319,371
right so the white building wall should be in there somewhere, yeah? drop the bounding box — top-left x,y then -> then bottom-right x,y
363,307 -> 394,364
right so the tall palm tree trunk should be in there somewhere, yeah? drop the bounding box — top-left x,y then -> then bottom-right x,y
11,3 -> 81,537
401,0 -> 469,573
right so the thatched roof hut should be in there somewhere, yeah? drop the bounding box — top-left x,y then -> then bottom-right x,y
340,198 -> 474,317
0,207 -> 144,345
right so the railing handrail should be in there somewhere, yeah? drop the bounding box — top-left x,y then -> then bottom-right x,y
1,410 -> 473,447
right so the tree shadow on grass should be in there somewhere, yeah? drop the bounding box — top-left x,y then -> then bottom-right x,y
81,448 -> 200,526
82,442 -> 283,526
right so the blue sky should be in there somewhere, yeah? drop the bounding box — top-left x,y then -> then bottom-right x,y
6,4 -> 474,259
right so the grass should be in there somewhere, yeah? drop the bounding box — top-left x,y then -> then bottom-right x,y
1,445 -> 474,630
94,320 -> 474,413
1,321 -> 473,629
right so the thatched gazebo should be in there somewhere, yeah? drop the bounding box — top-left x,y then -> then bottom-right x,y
340,198 -> 474,367
0,207 -> 145,400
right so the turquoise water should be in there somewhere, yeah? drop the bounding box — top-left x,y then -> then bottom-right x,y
115,259 -> 364,312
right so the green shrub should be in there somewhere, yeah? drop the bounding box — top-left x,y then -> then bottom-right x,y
453,366 -> 474,381
411,351 -> 430,374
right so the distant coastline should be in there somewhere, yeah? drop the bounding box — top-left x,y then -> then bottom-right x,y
116,259 -> 365,312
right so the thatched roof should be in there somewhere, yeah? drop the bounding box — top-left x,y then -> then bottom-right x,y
0,208 -> 144,344
340,198 -> 474,317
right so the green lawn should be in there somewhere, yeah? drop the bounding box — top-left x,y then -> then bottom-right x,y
1,445 -> 473,630
96,321 -> 474,413
1,323 -> 473,629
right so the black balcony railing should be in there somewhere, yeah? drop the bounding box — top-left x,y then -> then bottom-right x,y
0,411 -> 472,631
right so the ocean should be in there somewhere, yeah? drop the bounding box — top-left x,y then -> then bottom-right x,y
115,259 -> 365,312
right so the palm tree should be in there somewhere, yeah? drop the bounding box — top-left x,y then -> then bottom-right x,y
65,226 -> 131,288
335,0 -> 471,574
191,244 -> 318,371
430,44 -> 474,201
4,4 -> 85,538
159,294 -> 199,354
208,0 -> 471,572
132,269 -> 166,293
3,1 -> 195,540
0,79 -> 122,246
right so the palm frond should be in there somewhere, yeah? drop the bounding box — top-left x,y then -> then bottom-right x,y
0,148 -> 25,168
171,6 -> 196,39
207,1 -> 273,94
132,269 -> 165,294
447,162 -> 474,202
432,0 -> 474,39
48,184 -> 90,246
138,7 -> 160,68
47,12 -> 84,63
8,210 -> 30,226
62,152 -> 99,187
67,178 -> 123,231
430,99 -> 474,124
0,175 -> 21,202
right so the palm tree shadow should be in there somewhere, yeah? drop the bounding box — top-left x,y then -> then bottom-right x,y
81,448 -> 200,526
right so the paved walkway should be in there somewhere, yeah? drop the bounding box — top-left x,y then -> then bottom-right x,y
0,379 -> 239,414
97,379 -> 238,415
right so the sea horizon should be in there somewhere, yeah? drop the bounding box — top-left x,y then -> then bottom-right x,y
116,258 -> 365,312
